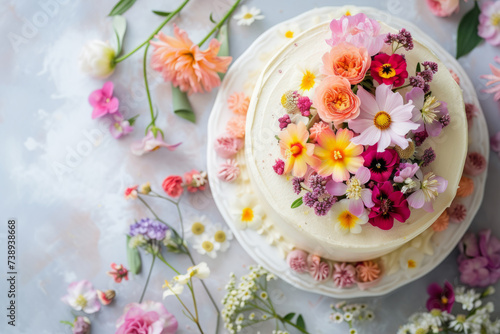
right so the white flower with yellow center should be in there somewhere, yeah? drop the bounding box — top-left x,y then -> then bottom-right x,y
193,234 -> 220,258
207,223 -> 233,252
186,215 -> 211,240
174,262 -> 210,285
329,199 -> 368,234
230,194 -> 265,230
233,5 -> 264,26
399,247 -> 425,273
162,280 -> 184,299
293,64 -> 322,95
278,23 -> 302,40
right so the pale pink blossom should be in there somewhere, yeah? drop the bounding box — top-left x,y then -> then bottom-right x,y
425,0 -> 460,17
88,81 -> 119,119
61,280 -> 100,314
478,1 -> 500,46
480,56 -> 500,101
130,131 -> 181,156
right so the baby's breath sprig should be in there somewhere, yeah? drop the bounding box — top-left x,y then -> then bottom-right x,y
329,301 -> 375,334
221,266 -> 310,334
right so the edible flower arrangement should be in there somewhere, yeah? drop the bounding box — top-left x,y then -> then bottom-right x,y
274,13 -> 450,233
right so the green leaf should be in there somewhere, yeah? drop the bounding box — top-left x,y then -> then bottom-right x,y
209,12 -> 217,24
416,62 -> 421,73
291,197 -> 303,209
456,1 -> 483,59
284,312 -> 296,322
172,85 -> 196,123
275,135 -> 280,141
109,0 -> 136,16
152,10 -> 172,17
296,314 -> 306,330
112,15 -> 127,55
126,235 -> 141,274
60,320 -> 74,327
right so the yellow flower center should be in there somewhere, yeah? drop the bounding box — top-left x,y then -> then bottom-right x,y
491,13 -> 500,27
378,63 -> 396,79
290,143 -> 303,156
441,296 -> 448,305
114,123 -> 122,130
415,329 -> 426,334
243,13 -> 254,19
374,111 -> 391,130
407,259 -> 417,269
191,222 -> 205,235
151,146 -> 161,151
456,314 -> 466,323
75,294 -> 88,309
300,70 -> 316,91
333,92 -> 350,110
332,150 -> 343,160
345,10 -> 351,16
241,207 -> 254,222
202,240 -> 214,252
338,210 -> 358,230
285,30 -> 294,38
214,230 -> 226,243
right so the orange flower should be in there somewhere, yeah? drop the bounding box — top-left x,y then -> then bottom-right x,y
322,42 -> 371,85
150,25 -> 232,94
313,75 -> 360,127
278,122 -> 318,177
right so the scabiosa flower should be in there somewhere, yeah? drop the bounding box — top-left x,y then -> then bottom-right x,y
369,181 -> 411,230
426,281 -> 455,312
297,96 -> 312,116
333,262 -> 357,288
421,147 -> 436,167
272,159 -> 285,175
370,53 -> 408,87
407,87 -> 449,137
384,28 -> 414,51
280,90 -> 299,113
292,177 -> 305,195
362,144 -> 399,183
407,171 -> 447,212
278,114 -> 291,130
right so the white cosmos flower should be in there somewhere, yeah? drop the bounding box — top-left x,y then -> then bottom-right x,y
174,262 -> 210,284
162,280 -> 184,298
79,40 -> 116,79
330,199 -> 368,234
230,194 -> 265,230
233,6 -> 264,26
193,234 -> 220,258
207,223 -> 233,252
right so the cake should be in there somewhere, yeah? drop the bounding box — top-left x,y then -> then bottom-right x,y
213,7 -> 469,289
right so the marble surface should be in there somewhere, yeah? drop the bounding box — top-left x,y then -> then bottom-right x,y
0,0 -> 499,333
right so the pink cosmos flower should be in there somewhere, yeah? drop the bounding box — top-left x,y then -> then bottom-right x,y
61,280 -> 101,314
478,1 -> 500,46
326,166 -> 374,216
130,131 -> 181,156
150,25 -> 232,94
349,85 -> 419,152
109,112 -> 134,139
406,87 -> 449,137
480,56 -> 500,101
407,171 -> 447,212
326,13 -> 384,56
425,0 -> 460,17
116,301 -> 178,334
88,81 -> 119,119
369,181 -> 411,230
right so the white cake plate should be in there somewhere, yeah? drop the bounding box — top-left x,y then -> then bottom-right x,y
207,6 -> 489,298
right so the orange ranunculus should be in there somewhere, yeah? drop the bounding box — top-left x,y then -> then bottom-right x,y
313,75 -> 361,127
321,42 -> 371,85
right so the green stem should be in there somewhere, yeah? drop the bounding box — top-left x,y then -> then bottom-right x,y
142,43 -> 155,128
156,252 -> 181,275
279,316 -> 310,334
139,254 -> 156,303
137,196 -> 176,232
114,0 -> 191,63
197,0 -> 242,47
393,83 -> 412,92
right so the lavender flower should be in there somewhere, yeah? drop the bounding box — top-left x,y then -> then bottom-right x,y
422,61 -> 438,74
129,218 -> 168,241
292,177 -> 305,195
419,69 -> 434,82
308,174 -> 328,197
440,114 -> 451,127
385,28 -> 414,51
278,114 -> 291,130
409,75 -> 426,90
421,147 -> 436,167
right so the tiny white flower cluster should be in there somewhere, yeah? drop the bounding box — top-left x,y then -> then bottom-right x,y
186,216 -> 233,259
329,301 -> 374,333
398,286 -> 500,334
221,266 -> 278,334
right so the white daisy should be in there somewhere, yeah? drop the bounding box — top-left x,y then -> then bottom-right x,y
230,194 -> 265,230
399,247 -> 425,272
233,5 -> 264,26
330,199 -> 369,234
330,312 -> 343,323
278,23 -> 301,40
193,234 -> 220,258
185,216 -> 210,240
162,280 -> 184,299
292,63 -> 322,95
206,223 -> 233,252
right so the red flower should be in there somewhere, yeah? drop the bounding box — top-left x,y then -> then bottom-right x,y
370,53 -> 408,87
426,281 -> 455,312
124,185 -> 138,200
369,181 -> 410,230
162,175 -> 184,198
362,144 -> 399,183
183,170 -> 207,193
107,263 -> 129,283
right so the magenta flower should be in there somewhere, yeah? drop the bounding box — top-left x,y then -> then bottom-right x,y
88,81 -> 119,119
326,166 -> 374,216
480,56 -> 500,101
61,280 -> 101,314
109,112 -> 134,139
362,144 -> 399,183
426,281 -> 455,312
369,181 -> 410,230
116,301 -> 178,334
478,1 -> 500,46
130,130 -> 181,156
406,87 -> 449,137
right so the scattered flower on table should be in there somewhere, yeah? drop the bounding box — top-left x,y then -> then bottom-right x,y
185,215 -> 210,240
370,53 -> 408,87
480,56 -> 500,101
150,24 -> 232,94
479,1 -> 500,46
162,175 -> 184,198
130,130 -> 181,156
162,280 -> 184,298
61,280 -> 101,314
183,169 -> 208,192
109,112 -> 134,139
79,40 -> 115,79
173,262 -> 210,285
193,234 -> 220,258
321,42 -> 371,85
217,159 -> 240,182
426,281 -> 455,312
96,289 -> 115,305
228,92 -> 250,115
425,0 -> 460,17
329,301 -> 375,332
66,316 -> 90,334
124,185 -> 138,200
129,218 -> 169,242
139,182 -> 151,195
230,194 -> 265,230
107,263 -> 129,283
233,5 -> 264,26
88,81 -> 119,119
115,301 -> 178,334
206,223 -> 233,252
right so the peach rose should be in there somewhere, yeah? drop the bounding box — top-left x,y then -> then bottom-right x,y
322,42 -> 371,85
313,75 -> 360,126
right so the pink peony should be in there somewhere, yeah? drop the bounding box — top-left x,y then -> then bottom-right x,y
130,131 -> 181,156
116,301 -> 178,334
162,176 -> 183,198
425,0 -> 460,17
478,1 -> 500,46
286,249 -> 309,273
150,25 -> 232,94
464,152 -> 487,176
88,81 -> 119,119
217,159 -> 240,182
326,13 -> 384,56
214,135 -> 243,159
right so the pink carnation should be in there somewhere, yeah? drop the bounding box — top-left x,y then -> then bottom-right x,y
162,175 -> 183,198
425,0 -> 460,17
214,135 -> 243,159
228,92 -> 250,115
449,202 -> 467,223
333,262 -> 357,288
286,249 -> 309,273
217,159 -> 240,182
226,115 -> 246,138
464,152 -> 487,176
116,301 -> 178,334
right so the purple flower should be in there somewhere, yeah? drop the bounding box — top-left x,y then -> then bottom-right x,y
409,75 -> 427,91
394,163 -> 419,183
73,316 -> 91,334
129,218 -> 168,241
308,174 -> 328,197
273,159 -> 285,175
278,114 -> 291,130
292,177 -> 305,195
426,281 -> 454,312
88,81 -> 119,119
440,114 -> 450,128
459,257 -> 491,287
421,147 -> 436,168
407,171 -> 447,212
419,69 -> 434,82
406,87 -> 449,137
384,28 -> 414,51
303,191 -> 335,216
422,61 -> 438,74
109,112 -> 134,139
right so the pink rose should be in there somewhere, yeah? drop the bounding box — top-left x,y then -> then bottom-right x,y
162,176 -> 184,198
214,135 -> 243,159
322,42 -> 371,85
425,0 -> 460,17
116,301 -> 178,334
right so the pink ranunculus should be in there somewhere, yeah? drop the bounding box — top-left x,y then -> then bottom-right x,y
326,13 -> 384,56
214,135 -> 243,159
130,131 -> 181,156
150,25 -> 232,95
116,301 -> 178,334
478,1 -> 500,46
162,176 -> 184,198
89,81 -> 119,119
425,0 -> 460,17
